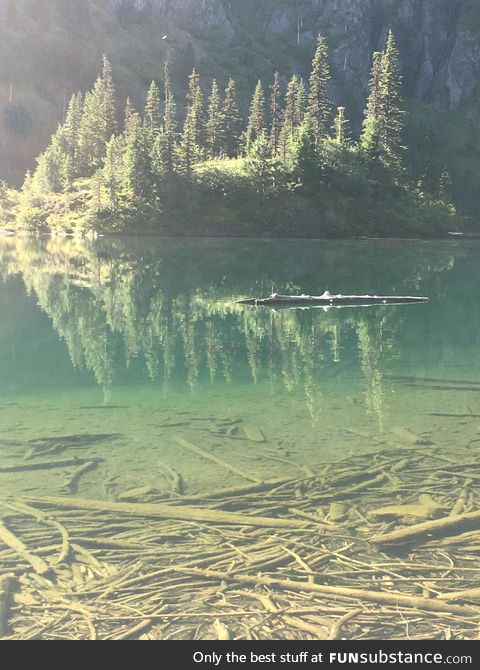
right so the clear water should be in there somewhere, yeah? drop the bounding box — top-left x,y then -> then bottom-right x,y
0,237 -> 479,637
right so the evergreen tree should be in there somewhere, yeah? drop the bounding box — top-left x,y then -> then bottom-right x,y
64,92 -> 83,180
333,106 -> 349,145
34,126 -> 69,193
221,78 -> 242,158
79,55 -> 117,173
361,52 -> 383,156
307,35 -> 331,145
186,68 -> 205,152
163,63 -> 177,174
245,132 -> 279,195
295,79 -> 307,128
361,35 -> 405,177
145,81 -> 162,138
205,79 -> 224,159
377,31 -> 406,176
244,80 -> 266,153
124,121 -> 155,200
177,108 -> 201,180
124,97 -> 139,138
103,135 -> 125,210
290,115 -> 319,191
269,72 -> 282,156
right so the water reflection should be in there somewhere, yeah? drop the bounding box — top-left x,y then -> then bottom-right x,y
0,237 -> 460,427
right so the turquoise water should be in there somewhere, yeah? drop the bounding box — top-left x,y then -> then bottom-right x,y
0,237 -> 479,488
0,237 -> 479,638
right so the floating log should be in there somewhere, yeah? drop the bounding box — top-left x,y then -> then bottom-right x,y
237,291 -> 429,308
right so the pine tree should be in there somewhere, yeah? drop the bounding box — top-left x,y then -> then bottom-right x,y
145,81 -> 162,138
307,35 -> 331,145
205,79 -> 224,159
244,80 -> 266,153
290,114 -> 319,191
177,109 -> 201,180
221,78 -> 242,158
103,135 -> 125,210
245,132 -> 279,195
163,63 -> 177,174
269,72 -> 282,156
34,126 -> 69,193
332,106 -> 349,145
79,55 -> 117,172
124,97 -> 139,138
361,51 -> 383,156
124,121 -> 155,200
64,92 -> 83,180
361,34 -> 405,177
186,68 -> 205,152
377,31 -> 405,176
295,79 -> 307,127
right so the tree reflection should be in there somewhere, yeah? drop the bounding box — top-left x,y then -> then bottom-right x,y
0,238 -> 458,423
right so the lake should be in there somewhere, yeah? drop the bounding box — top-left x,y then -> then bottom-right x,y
1,237 -> 479,640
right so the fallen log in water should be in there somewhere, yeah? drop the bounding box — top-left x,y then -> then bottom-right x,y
25,495 -> 313,529
172,566 -> 477,617
237,291 -> 429,308
371,509 -> 480,546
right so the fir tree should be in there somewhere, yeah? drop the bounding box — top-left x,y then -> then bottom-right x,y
34,126 -> 69,193
205,79 -> 224,159
307,35 -> 331,145
64,92 -> 83,180
103,135 -> 125,210
79,55 -> 117,172
186,68 -> 204,152
333,106 -> 349,145
145,81 -> 162,137
124,121 -> 155,200
221,78 -> 242,158
244,80 -> 266,153
361,51 -> 383,156
163,63 -> 177,174
361,34 -> 405,177
295,79 -> 307,127
245,132 -> 279,195
291,114 -> 319,191
377,31 -> 406,176
269,72 -> 282,156
177,108 -> 201,180
124,97 -> 139,138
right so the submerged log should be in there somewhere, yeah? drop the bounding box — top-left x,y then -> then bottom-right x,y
237,291 -> 429,307
371,509 -> 480,546
26,495 -> 313,529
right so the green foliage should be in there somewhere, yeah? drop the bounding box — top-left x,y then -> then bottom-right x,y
307,35 -> 331,145
245,132 -> 283,195
269,72 -> 282,156
221,79 -> 242,158
1,37 -> 460,239
205,80 -> 224,159
244,80 -> 266,153
145,81 -> 162,138
78,55 -> 117,174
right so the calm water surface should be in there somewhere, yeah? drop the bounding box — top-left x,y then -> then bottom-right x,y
0,237 -> 478,637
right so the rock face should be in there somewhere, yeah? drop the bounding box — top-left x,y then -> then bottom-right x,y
103,0 -> 480,114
